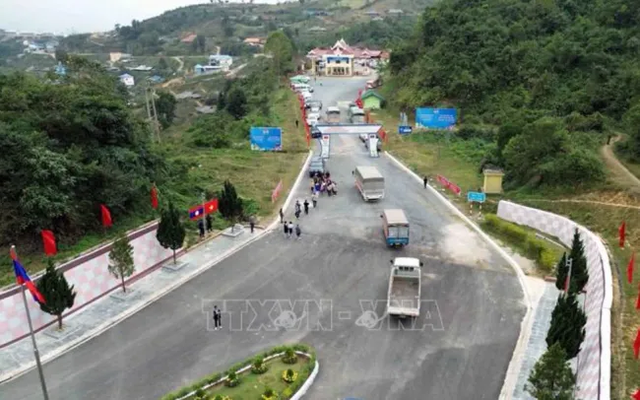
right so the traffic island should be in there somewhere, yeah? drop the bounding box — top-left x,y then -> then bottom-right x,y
162,261 -> 191,273
221,224 -> 245,238
42,322 -> 82,340
160,344 -> 318,400
109,288 -> 143,302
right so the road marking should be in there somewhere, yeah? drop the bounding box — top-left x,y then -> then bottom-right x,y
338,311 -> 351,320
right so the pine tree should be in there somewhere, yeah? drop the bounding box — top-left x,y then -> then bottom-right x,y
526,343 -> 576,400
108,233 -> 135,293
218,180 -> 244,232
546,294 -> 586,359
36,259 -> 77,330
156,202 -> 186,264
555,252 -> 568,291
568,229 -> 589,293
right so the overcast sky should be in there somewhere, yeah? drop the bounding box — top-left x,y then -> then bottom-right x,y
0,0 -> 277,34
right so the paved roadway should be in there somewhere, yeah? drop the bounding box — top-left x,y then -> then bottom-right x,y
0,77 -> 525,400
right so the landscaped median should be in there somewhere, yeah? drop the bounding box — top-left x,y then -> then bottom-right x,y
160,344 -> 318,400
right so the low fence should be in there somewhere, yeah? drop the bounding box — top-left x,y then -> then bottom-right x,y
497,200 -> 612,400
0,222 -> 177,348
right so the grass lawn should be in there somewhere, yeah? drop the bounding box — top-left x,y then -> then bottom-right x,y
206,358 -> 309,399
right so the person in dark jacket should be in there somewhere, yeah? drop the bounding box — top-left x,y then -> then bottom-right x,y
423,176 -> 428,188
303,199 -> 310,215
205,214 -> 213,233
295,224 -> 301,240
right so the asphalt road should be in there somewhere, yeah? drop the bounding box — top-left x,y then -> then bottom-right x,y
0,76 -> 525,400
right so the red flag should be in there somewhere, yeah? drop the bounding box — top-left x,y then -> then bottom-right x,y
620,221 -> 626,248
634,328 -> 640,359
636,282 -> 640,310
41,230 -> 57,256
632,389 -> 640,400
628,252 -> 636,284
151,186 -> 158,209
204,199 -> 218,214
100,204 -> 112,228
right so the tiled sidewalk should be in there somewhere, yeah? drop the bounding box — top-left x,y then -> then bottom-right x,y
0,228 -> 264,383
512,280 -> 561,399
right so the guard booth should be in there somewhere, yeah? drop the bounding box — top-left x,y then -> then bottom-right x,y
314,124 -> 383,158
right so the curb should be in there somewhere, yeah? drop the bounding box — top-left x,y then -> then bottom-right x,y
383,151 -> 533,400
0,228 -> 270,385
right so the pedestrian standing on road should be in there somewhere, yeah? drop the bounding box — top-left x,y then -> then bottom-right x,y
295,200 -> 301,214
423,176 -> 428,188
295,209 -> 301,219
295,119 -> 299,128
206,214 -> 213,233
303,199 -> 310,215
295,224 -> 301,240
213,305 -> 221,331
249,217 -> 255,233
198,219 -> 205,240
279,208 -> 284,223
288,221 -> 294,238
312,191 -> 318,208
283,219 -> 289,237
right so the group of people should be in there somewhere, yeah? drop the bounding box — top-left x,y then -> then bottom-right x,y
311,171 -> 337,196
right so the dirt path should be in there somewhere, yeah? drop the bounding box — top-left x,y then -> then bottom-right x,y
161,77 -> 184,88
600,135 -> 640,188
172,56 -> 184,73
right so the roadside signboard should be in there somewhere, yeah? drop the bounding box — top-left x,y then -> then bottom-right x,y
415,108 -> 457,129
250,127 -> 282,151
398,126 -> 412,135
467,191 -> 486,203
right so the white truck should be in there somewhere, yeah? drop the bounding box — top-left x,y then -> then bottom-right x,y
387,257 -> 423,318
353,166 -> 384,201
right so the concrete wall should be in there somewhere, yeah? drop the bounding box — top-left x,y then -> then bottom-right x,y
497,201 -> 612,400
0,222 -> 176,348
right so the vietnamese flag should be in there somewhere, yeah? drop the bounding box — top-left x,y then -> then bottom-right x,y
636,282 -> 640,310
629,252 -> 636,284
634,328 -> 640,359
151,186 -> 159,210
620,221 -> 626,248
101,204 -> 113,228
204,199 -> 218,214
41,230 -> 57,256
632,389 -> 640,400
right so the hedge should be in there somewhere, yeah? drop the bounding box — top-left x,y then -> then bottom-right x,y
481,214 -> 557,272
160,343 -> 316,400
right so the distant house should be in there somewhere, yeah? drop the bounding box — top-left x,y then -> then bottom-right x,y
27,42 -> 45,52
110,52 -> 132,63
209,55 -> 233,71
175,91 -> 203,100
365,10 -> 380,16
148,75 -> 164,84
361,90 -> 385,110
243,37 -> 265,47
196,106 -> 216,114
194,64 -> 221,75
372,16 -> 384,21
387,9 -> 404,15
131,65 -> 153,71
119,73 -> 135,87
181,33 -> 197,43
308,27 -> 327,32
45,40 -> 59,52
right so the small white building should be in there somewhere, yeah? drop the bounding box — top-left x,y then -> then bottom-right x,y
208,55 -> 233,71
119,73 -> 135,87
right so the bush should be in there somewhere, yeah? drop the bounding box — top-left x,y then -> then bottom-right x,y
282,348 -> 298,364
281,387 -> 293,398
482,214 -> 556,271
194,388 -> 209,400
225,370 -> 240,387
212,396 -> 232,400
282,369 -> 298,383
251,356 -> 268,374
262,387 -> 278,400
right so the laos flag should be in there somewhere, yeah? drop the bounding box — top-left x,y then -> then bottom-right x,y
189,204 -> 204,221
11,249 -> 45,304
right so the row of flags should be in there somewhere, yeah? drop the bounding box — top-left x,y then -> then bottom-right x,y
188,198 -> 219,220
620,220 -> 640,398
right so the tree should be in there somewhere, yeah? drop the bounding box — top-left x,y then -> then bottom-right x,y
36,259 -> 76,329
156,202 -> 186,264
567,228 -> 589,293
193,35 -> 206,53
225,88 -> 247,120
54,49 -> 69,64
218,180 -> 243,231
555,252 -> 568,291
264,30 -> 294,76
155,91 -> 178,128
526,343 -> 576,400
157,57 -> 169,71
108,233 -> 135,293
546,294 -> 586,359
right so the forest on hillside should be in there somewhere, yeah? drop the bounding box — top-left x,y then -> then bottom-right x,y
388,0 -> 640,188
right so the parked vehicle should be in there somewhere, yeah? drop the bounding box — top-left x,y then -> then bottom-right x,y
326,106 -> 340,123
349,106 -> 366,123
293,83 -> 313,93
387,257 -> 423,318
308,157 -> 325,177
311,126 -> 322,139
306,113 -> 320,126
306,100 -> 322,113
352,166 -> 384,201
380,209 -> 409,247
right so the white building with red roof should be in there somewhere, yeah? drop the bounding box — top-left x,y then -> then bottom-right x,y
306,39 -> 384,77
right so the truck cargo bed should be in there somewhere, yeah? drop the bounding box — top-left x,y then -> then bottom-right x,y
389,277 -> 420,309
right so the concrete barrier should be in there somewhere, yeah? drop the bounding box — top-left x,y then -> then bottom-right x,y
497,200 -> 611,400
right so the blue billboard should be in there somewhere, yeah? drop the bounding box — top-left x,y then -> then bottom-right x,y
415,108 -> 457,129
250,127 -> 282,151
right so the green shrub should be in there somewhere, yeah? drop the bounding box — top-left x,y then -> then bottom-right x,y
281,387 -> 294,398
252,356 -> 268,374
482,214 -> 559,271
282,348 -> 298,364
225,370 -> 240,387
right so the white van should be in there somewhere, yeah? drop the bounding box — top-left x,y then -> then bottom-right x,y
293,83 -> 313,93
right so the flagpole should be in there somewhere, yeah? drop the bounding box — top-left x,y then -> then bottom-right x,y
12,246 -> 49,400
201,192 -> 206,235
